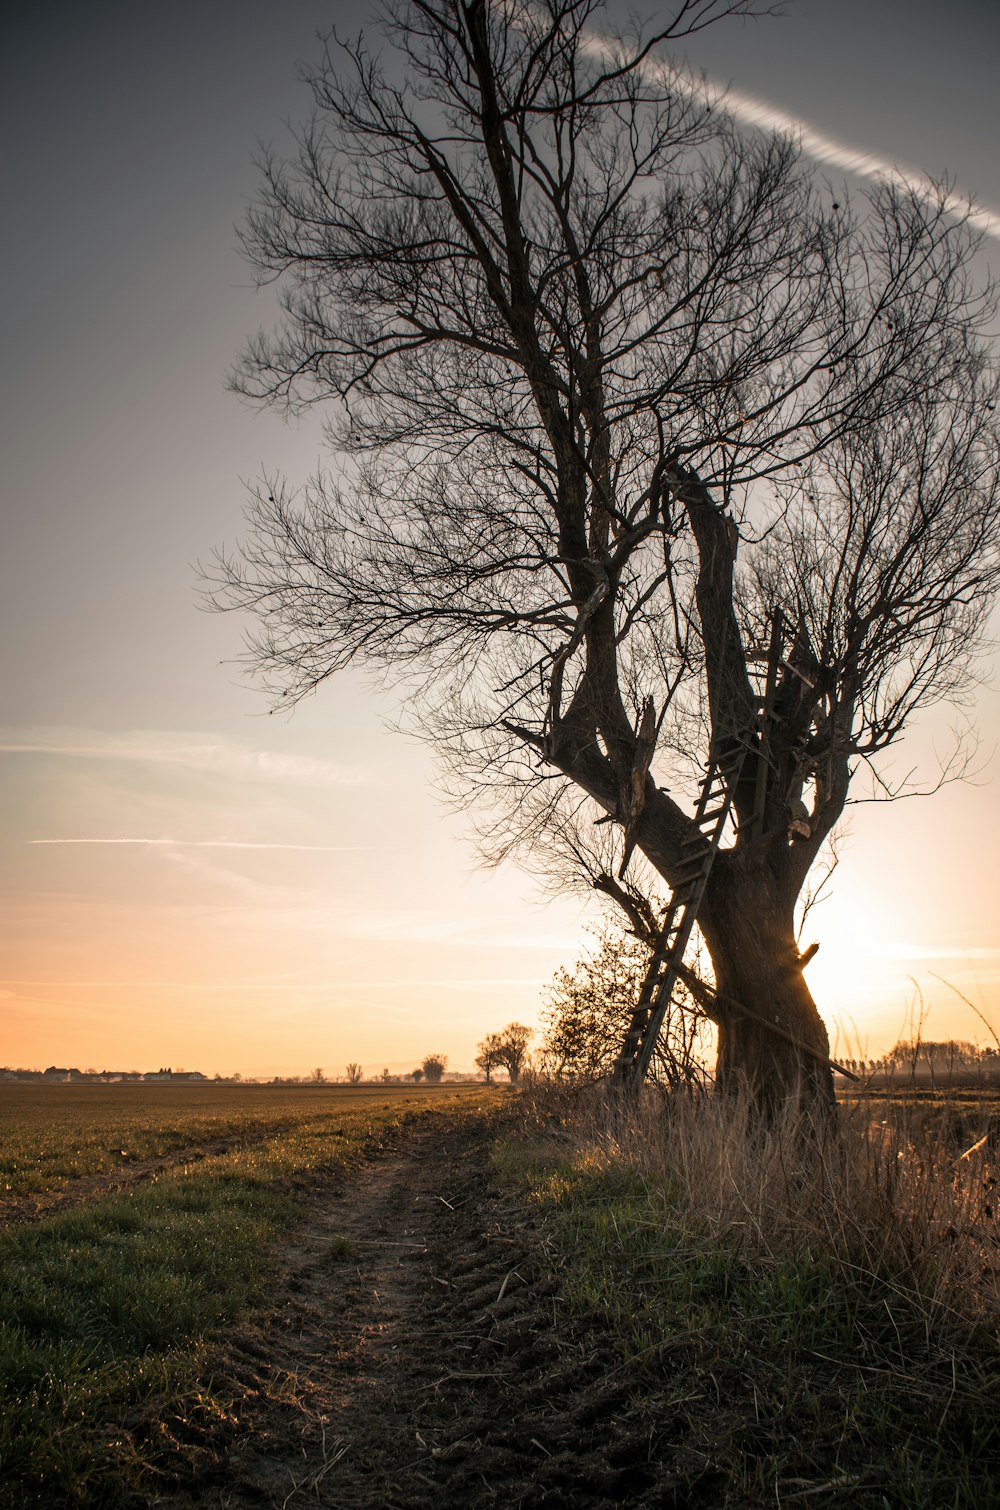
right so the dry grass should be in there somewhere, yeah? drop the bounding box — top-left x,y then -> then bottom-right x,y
504,1083 -> 1000,1504
577,1088 -> 1000,1327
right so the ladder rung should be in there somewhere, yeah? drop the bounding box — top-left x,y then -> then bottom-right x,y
700,804 -> 730,823
649,959 -> 681,986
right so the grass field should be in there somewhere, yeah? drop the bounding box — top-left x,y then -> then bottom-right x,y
0,1082 -> 496,1508
0,1080 -> 480,1201
2,1081 -> 997,1507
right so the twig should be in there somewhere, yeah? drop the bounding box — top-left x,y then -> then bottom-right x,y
930,973 -> 1000,1054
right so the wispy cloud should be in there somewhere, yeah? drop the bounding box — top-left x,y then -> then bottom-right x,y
0,728 -> 369,788
578,31 -> 1000,243
0,976 -> 543,990
28,838 -> 380,851
874,944 -> 1000,961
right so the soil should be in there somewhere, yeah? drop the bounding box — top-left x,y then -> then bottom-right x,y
158,1109 -> 697,1509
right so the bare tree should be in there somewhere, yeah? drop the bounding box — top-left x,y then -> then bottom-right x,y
211,0 -> 1000,1111
474,1031 -> 504,1083
497,1022 -> 533,1083
421,1053 -> 448,1084
345,1062 -> 363,1084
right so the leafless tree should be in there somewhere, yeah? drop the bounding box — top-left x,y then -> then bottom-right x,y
476,1022 -> 533,1081
345,1062 -> 363,1084
210,0 -> 1000,1111
474,1031 -> 504,1082
496,1021 -> 533,1083
422,1053 -> 448,1083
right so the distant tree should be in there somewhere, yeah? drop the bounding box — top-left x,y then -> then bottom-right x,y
474,1032 -> 504,1084
231,1071 -> 242,1083
410,1068 -> 424,1083
541,925 -> 710,1087
495,1023 -> 533,1085
312,1066 -> 325,1083
880,1039 -> 982,1078
421,1054 -> 448,1085
212,0 -> 1000,1111
345,1062 -> 362,1084
381,1066 -> 392,1083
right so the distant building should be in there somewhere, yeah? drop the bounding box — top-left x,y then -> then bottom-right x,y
141,1068 -> 206,1082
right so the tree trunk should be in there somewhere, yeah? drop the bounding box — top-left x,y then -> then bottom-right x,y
698,859 -> 835,1115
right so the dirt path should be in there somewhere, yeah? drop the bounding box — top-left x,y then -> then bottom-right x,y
164,1110 -> 669,1509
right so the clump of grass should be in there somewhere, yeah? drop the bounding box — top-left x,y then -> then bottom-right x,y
501,1087 -> 1000,1507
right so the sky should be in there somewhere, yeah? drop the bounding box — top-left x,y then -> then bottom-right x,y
2,0 -> 999,1077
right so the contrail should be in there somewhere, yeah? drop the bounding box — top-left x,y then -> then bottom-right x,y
28,838 -> 379,851
577,31 -> 1000,243
688,72 -> 1000,242
0,731 -> 369,787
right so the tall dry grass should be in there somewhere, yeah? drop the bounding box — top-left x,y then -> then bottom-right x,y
555,1086 -> 999,1329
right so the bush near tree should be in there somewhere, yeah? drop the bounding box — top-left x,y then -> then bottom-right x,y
541,927 -> 710,1086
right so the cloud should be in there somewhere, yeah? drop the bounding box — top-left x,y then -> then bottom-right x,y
0,728 -> 368,787
873,944 -> 1000,961
28,838 -> 379,851
0,976 -> 543,990
577,31 -> 1000,243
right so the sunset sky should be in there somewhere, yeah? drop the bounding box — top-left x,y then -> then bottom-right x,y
3,0 -> 999,1078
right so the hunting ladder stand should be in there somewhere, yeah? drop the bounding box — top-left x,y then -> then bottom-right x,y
610,612 -> 786,1091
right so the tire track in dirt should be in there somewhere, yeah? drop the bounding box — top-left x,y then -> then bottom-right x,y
163,1110 -> 684,1509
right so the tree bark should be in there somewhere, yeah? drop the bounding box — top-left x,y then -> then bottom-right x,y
699,856 -> 835,1114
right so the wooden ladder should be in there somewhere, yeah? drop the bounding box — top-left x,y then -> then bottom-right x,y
610,739 -> 748,1091
611,612 -> 793,1092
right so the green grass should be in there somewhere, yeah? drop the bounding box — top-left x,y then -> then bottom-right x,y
0,1086 -> 493,1508
0,1080 -> 464,1199
497,1122 -> 1000,1508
